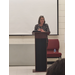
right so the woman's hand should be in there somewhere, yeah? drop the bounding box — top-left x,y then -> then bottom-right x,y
41,29 -> 45,32
38,28 -> 41,31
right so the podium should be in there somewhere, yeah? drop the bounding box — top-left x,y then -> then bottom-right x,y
32,31 -> 50,72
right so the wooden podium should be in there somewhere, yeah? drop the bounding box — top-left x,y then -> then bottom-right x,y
32,31 -> 50,72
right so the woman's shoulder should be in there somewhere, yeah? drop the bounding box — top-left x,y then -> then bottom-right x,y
35,24 -> 39,27
44,23 -> 48,26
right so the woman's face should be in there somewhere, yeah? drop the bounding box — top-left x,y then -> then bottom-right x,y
40,17 -> 44,24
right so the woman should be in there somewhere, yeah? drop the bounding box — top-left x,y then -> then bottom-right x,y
34,15 -> 50,47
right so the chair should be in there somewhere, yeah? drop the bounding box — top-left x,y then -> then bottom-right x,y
47,39 -> 62,64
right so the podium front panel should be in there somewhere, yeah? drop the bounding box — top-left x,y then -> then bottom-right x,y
35,38 -> 47,71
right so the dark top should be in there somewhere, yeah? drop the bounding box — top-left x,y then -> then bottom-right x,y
34,24 -> 50,33
34,24 -> 50,44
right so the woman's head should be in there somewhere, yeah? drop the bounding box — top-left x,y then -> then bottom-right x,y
38,15 -> 45,24
46,58 -> 65,75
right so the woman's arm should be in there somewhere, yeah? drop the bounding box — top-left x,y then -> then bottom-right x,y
46,24 -> 50,33
34,25 -> 37,31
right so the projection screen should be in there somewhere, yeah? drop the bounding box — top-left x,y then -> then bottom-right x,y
9,0 -> 58,35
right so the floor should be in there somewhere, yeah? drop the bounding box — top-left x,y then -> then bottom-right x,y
9,65 -> 51,75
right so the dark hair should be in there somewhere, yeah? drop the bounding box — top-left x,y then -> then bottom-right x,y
38,15 -> 45,24
46,58 -> 65,75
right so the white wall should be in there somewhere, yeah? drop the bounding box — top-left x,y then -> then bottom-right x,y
9,0 -> 58,35
9,0 -> 65,65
